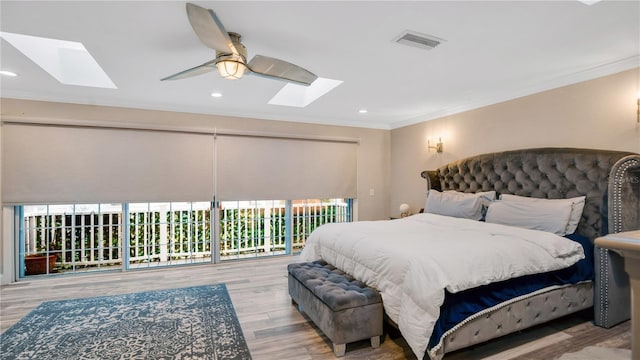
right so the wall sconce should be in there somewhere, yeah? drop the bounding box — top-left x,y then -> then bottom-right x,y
428,137 -> 444,153
399,203 -> 411,218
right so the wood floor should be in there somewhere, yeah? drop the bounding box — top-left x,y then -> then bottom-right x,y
0,255 -> 631,359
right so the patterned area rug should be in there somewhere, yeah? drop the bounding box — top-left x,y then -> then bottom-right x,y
557,346 -> 631,360
0,284 -> 251,359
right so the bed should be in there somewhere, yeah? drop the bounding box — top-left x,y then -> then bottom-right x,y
300,147 -> 640,360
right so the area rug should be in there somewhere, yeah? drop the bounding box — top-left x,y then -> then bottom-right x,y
0,284 -> 251,359
556,346 -> 631,360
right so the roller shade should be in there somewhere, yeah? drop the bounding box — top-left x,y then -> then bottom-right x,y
2,124 -> 214,204
216,135 -> 357,201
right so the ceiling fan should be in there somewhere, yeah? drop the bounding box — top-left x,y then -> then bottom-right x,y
161,2 -> 318,86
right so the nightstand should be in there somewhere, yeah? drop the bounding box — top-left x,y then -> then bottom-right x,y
595,230 -> 640,359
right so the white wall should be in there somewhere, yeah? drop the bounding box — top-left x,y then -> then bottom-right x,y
390,68 -> 640,217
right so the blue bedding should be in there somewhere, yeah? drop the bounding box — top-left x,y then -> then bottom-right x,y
428,233 -> 594,349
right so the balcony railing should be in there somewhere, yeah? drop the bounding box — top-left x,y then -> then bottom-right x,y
21,199 -> 350,275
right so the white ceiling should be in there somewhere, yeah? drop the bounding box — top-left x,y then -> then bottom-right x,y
1,1 -> 638,130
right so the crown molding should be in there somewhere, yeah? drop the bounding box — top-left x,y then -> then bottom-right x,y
390,55 -> 640,130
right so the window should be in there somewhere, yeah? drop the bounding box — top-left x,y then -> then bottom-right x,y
6,123 -> 358,278
219,199 -> 351,259
220,200 -> 285,259
128,202 -> 213,268
291,199 -> 351,253
21,204 -> 124,276
18,199 -> 351,277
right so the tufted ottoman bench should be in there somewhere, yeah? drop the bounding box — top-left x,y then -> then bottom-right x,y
287,260 -> 383,357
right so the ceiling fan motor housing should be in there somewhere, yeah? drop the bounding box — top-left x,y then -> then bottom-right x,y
219,32 -> 247,61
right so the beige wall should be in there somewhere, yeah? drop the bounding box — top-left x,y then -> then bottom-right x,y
2,67 -> 638,282
390,68 -> 640,217
0,123 -> 4,285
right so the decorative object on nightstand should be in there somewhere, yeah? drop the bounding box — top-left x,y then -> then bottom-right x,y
399,203 -> 411,218
595,230 -> 640,359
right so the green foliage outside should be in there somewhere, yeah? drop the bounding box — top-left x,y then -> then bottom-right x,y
22,200 -> 349,274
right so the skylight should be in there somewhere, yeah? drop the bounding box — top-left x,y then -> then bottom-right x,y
0,32 -> 116,88
268,78 -> 343,108
577,0 -> 602,5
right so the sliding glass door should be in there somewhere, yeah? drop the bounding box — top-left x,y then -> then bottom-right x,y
18,199 -> 351,277
21,204 -> 124,276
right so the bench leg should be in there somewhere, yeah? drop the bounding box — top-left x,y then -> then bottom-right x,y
290,297 -> 304,313
370,335 -> 380,348
333,343 -> 346,357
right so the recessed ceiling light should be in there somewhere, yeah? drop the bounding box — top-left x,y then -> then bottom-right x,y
0,70 -> 17,77
0,31 -> 116,88
268,78 -> 343,108
359,109 -> 368,114
211,92 -> 222,98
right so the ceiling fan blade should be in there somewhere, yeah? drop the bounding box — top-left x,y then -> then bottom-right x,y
186,2 -> 238,55
160,59 -> 217,81
248,55 -> 318,86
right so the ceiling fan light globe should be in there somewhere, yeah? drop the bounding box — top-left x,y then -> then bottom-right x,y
215,51 -> 247,80
216,60 -> 246,79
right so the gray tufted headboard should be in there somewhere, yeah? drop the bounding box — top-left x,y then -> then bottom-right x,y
421,147 -> 640,328
421,147 -> 639,241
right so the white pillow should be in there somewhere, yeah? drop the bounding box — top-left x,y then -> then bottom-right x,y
476,190 -> 497,210
485,200 -> 573,236
424,190 -> 496,220
499,194 -> 586,235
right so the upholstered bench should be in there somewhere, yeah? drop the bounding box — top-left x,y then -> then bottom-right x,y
287,260 -> 383,357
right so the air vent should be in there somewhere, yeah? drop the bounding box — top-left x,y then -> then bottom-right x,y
394,30 -> 445,51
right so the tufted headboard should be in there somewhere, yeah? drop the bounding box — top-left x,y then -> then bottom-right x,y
421,147 -> 640,328
420,147 -> 639,241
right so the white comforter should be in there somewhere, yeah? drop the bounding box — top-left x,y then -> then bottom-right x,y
299,213 -> 585,360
